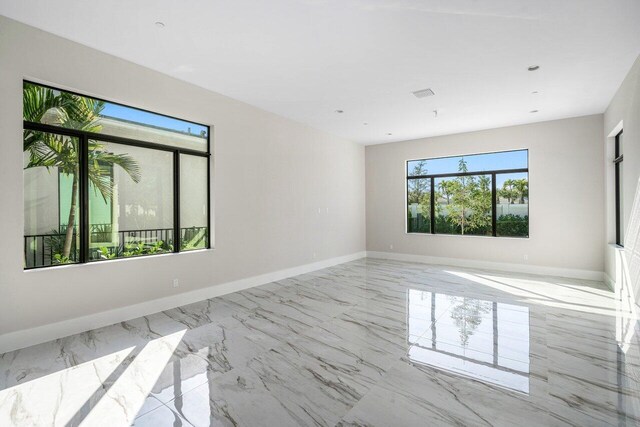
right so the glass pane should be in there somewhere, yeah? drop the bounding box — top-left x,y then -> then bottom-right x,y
407,178 -> 431,233
88,141 -> 174,261
23,130 -> 79,267
180,154 -> 209,251
24,81 -> 208,152
496,172 -> 529,237
435,174 -> 492,236
408,150 -> 527,177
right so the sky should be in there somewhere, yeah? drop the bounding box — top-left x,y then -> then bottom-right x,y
101,103 -> 208,137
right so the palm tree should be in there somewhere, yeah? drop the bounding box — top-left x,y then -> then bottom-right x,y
499,179 -> 517,204
23,83 -> 140,261
513,178 -> 529,204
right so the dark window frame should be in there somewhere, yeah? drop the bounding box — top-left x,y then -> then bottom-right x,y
23,81 -> 212,270
614,130 -> 623,247
406,149 -> 529,238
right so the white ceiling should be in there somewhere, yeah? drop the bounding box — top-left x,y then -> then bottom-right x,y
1,0 -> 639,144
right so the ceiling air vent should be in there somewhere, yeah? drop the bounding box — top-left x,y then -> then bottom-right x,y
412,88 -> 435,98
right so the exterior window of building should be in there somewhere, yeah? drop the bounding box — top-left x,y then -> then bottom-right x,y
615,131 -> 624,246
407,150 -> 529,238
23,81 -> 210,269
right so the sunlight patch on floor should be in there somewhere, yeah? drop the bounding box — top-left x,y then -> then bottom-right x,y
0,347 -> 134,426
444,270 -> 617,316
80,329 -> 186,426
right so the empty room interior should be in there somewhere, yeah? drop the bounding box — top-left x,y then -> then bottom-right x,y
1,1 -> 640,426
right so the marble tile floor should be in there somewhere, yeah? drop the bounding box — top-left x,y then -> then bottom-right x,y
1,258 -> 639,426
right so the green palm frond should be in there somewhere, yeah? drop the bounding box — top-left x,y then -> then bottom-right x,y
24,131 -> 78,171
87,142 -> 141,203
23,82 -> 68,123
23,83 -> 142,259
59,91 -> 105,133
89,168 -> 114,202
24,84 -> 140,187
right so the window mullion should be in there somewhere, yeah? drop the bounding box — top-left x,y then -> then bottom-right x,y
173,150 -> 181,253
491,173 -> 497,237
430,177 -> 435,234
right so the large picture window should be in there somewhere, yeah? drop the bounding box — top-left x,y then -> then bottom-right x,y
407,150 -> 528,238
23,81 -> 211,269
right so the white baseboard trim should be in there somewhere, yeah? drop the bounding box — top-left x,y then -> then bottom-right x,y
604,273 -> 615,291
0,251 -> 366,354
366,251 -> 605,282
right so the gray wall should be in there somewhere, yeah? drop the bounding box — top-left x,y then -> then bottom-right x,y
366,115 -> 605,273
604,56 -> 640,306
0,17 -> 366,335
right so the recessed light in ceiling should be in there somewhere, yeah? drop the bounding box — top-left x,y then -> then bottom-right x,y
412,88 -> 435,98
335,109 -> 344,114
363,122 -> 368,125
155,21 -> 165,28
530,110 -> 539,113
531,91 -> 539,94
387,133 -> 393,136
527,65 -> 540,71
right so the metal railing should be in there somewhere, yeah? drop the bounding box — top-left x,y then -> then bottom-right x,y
24,225 -> 208,268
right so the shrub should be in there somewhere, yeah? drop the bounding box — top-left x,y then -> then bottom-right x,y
409,213 -> 528,237
496,214 -> 528,237
407,212 -> 431,233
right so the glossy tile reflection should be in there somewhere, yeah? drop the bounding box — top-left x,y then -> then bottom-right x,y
1,258 -> 639,426
407,291 -> 531,393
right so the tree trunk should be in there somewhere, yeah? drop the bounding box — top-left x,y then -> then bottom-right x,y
62,173 -> 78,259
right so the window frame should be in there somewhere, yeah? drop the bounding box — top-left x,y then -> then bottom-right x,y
406,149 -> 529,238
614,130 -> 623,247
23,81 -> 211,270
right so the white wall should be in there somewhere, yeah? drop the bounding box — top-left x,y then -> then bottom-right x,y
604,56 -> 640,306
0,17 -> 365,337
366,115 -> 605,276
